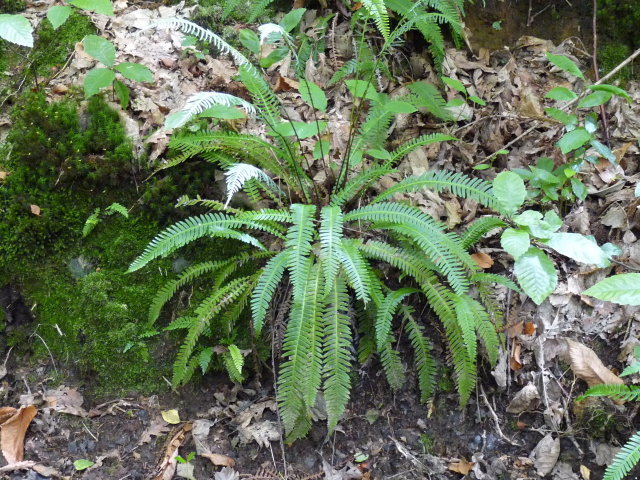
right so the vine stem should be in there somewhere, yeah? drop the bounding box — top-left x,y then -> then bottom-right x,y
484,45 -> 640,161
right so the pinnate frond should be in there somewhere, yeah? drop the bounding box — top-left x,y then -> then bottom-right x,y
361,0 -> 390,39
403,306 -> 437,403
252,251 -> 290,334
375,288 -> 417,349
319,206 -> 344,295
578,384 -> 640,403
602,432 -> 640,480
337,239 -> 372,304
224,163 -> 283,207
461,216 -> 506,249
166,92 -> 256,129
386,133 -> 457,167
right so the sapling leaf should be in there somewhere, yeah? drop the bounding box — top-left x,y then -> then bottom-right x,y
69,0 -> 114,15
83,68 -> 115,97
47,6 -> 72,30
556,128 -> 591,154
545,53 -> 585,79
544,232 -> 611,267
578,91 -> 612,109
493,171 -> 526,215
514,247 -> 557,305
115,62 -> 154,82
545,87 -> 577,101
298,79 -> 327,111
441,76 -> 466,94
583,274 -> 640,306
500,228 -> 530,259
588,84 -> 631,102
0,14 -> 33,47
83,34 -> 116,67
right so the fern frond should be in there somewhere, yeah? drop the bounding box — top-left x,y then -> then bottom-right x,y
286,204 -> 317,299
82,208 -> 101,237
330,167 -> 393,207
328,58 -> 358,86
461,217 -> 506,249
172,276 -> 253,387
578,384 -> 640,403
453,295 -> 478,361
471,273 -> 521,293
105,202 -> 129,218
224,163 -> 283,207
356,302 -> 376,364
622,361 -> 640,377
222,0 -> 242,19
252,250 -> 290,334
337,239 -> 372,304
603,432 -> 640,480
128,213 -> 282,272
238,63 -> 281,128
319,206 -> 344,295
403,306 -> 436,403
379,336 -> 405,391
373,171 -> 499,212
322,276 -> 352,432
176,195 -> 240,214
375,288 -> 417,349
165,316 -> 197,331
407,81 -> 451,119
198,347 -> 213,374
386,133 -> 457,167
167,92 -> 256,129
362,0 -> 390,39
248,0 -> 274,22
222,344 -> 245,383
358,240 -> 436,284
238,208 -> 292,224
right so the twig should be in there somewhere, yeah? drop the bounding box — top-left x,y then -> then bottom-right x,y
82,422 -> 99,442
484,46 -> 640,161
479,385 -> 520,446
592,0 -> 611,146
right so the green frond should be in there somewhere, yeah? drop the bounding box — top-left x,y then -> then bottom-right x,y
403,306 -> 437,403
252,250 -> 290,335
379,336 -> 405,391
375,288 -> 417,349
453,295 -> 478,361
330,167 -> 393,207
279,263 -> 324,439
238,63 -> 281,129
198,347 -> 214,374
105,202 -> 128,218
176,195 -> 241,214
603,432 -> 640,480
471,273 -> 522,294
128,212 -> 284,273
165,316 -> 196,331
621,361 -> 640,377
322,276 -> 352,432
172,276 -> 253,387
222,344 -> 245,383
358,240 -> 435,284
319,206 -> 344,295
407,81 -> 451,119
337,239 -> 372,303
461,217 -> 507,249
222,0 -> 242,18
328,58 -> 358,86
237,208 -> 292,224
248,0 -> 274,22
361,0 -> 390,39
385,133 -> 457,167
82,208 -> 100,237
286,204 -> 317,298
356,303 -> 376,364
346,202 -> 474,294
578,384 -> 640,403
373,171 -> 499,212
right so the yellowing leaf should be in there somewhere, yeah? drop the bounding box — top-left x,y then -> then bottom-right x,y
30,204 -> 41,216
161,409 -> 181,424
0,405 -> 37,464
448,458 -> 474,475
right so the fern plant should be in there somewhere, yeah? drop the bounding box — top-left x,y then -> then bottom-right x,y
130,7 -> 513,441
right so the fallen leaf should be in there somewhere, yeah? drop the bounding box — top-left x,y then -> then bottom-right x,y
510,342 -> 523,370
471,252 -> 494,269
524,321 -> 536,336
74,459 -> 94,471
565,339 -> 624,388
214,467 -> 239,480
29,205 -> 41,216
448,458 -> 474,475
201,453 -> 235,467
529,434 -> 560,477
580,464 -> 591,480
274,75 -> 299,92
176,462 -> 196,480
151,422 -> 192,480
0,172 -> 7,181
51,84 -> 69,94
507,321 -> 524,338
0,405 -> 37,464
138,415 -> 171,445
161,409 -> 180,424
506,383 -> 540,414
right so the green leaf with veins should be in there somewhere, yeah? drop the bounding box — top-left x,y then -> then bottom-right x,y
514,247 -> 558,305
115,63 -> 153,82
83,34 -> 116,66
47,6 -> 72,30
583,274 -> 640,306
83,68 -> 115,97
557,128 -> 591,154
544,232 -> 611,267
493,171 -> 526,215
500,228 -> 530,259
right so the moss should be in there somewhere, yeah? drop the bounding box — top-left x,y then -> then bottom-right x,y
0,0 -> 27,13
600,43 -> 635,84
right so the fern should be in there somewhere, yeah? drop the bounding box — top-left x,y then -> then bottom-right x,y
461,216 -> 506,249
286,204 -> 317,298
166,92 -> 256,129
224,163 -> 283,207
105,202 -> 128,218
375,288 -> 417,349
82,208 -> 100,237
337,239 -> 372,304
386,133 -> 457,167
578,384 -> 640,403
330,167 -> 393,207
362,0 -> 390,40
407,81 -> 451,119
379,334 -> 405,391
403,306 -> 436,403
319,206 -> 344,295
252,250 -> 290,334
248,0 -> 274,22
602,432 -> 640,480
223,344 -> 245,383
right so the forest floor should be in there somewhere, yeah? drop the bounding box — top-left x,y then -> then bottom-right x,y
1,1 -> 639,479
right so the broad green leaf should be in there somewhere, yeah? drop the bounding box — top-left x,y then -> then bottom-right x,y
115,62 -> 153,82
269,120 -> 327,139
113,79 -> 129,109
468,95 -> 486,106
441,76 -> 467,94
68,0 -> 114,15
298,79 -> 327,111
556,128 -> 591,154
544,232 -> 610,267
280,8 -> 306,32
493,171 -> 526,214
514,247 -> 558,305
545,52 -> 585,80
545,87 -> 577,101
313,140 -> 331,160
239,29 -> 260,55
583,274 -> 640,306
74,459 -> 95,471
514,210 -> 561,240
82,34 -> 116,67
500,228 -> 530,259
47,6 -> 72,30
601,242 -> 621,259
588,84 -> 631,102
83,68 -> 115,97
198,105 -> 245,119
259,46 -> 288,68
590,140 -> 616,163
0,14 -> 33,47
366,148 -> 391,160
578,91 -> 612,108
571,178 -> 587,200
345,79 -> 380,102
446,98 -> 465,107
545,107 -> 577,126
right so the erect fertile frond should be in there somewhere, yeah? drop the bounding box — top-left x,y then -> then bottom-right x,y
578,384 -> 640,403
375,288 -> 417,349
166,92 -> 256,129
252,250 -> 290,335
286,204 -> 317,299
279,263 -> 324,439
172,275 -> 254,387
128,213 -> 283,272
461,216 -> 507,249
373,171 -> 499,212
330,166 -> 393,207
602,431 -> 640,480
402,306 -> 436,403
319,206 -> 344,295
385,133 -> 457,167
223,163 -> 283,207
361,0 -> 390,39
345,202 -> 474,294
322,276 -> 352,432
149,251 -> 272,326
337,239 -> 372,304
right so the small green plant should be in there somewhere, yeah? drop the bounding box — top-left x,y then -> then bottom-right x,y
493,170 -> 619,304
82,202 -> 129,237
176,452 -> 196,464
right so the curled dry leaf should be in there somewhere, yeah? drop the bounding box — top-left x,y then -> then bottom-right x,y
448,458 -> 475,475
506,383 -> 540,414
0,405 -> 37,464
565,339 -> 623,388
201,453 -> 236,468
529,434 -> 560,477
29,205 -> 40,216
471,252 -> 494,269
510,342 -> 523,370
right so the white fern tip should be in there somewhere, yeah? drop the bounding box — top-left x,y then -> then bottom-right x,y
224,163 -> 282,208
165,92 -> 256,129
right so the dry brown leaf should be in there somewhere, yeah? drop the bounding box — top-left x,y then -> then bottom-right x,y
524,321 -> 536,336
580,464 -> 591,480
510,342 -> 523,370
448,458 -> 474,475
29,205 -> 40,216
0,405 -> 37,464
151,422 -> 192,480
51,84 -> 69,95
529,434 -> 560,477
201,453 -> 236,468
471,252 -> 493,269
507,321 -> 524,338
565,339 -> 623,388
274,75 -> 299,92
0,172 -> 8,181
0,408 -> 16,425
